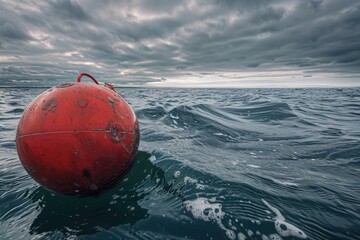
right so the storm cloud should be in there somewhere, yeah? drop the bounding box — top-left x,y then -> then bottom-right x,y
0,0 -> 359,87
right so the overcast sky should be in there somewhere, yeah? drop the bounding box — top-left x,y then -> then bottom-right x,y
0,0 -> 359,87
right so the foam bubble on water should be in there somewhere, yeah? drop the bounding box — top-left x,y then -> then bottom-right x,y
247,230 -> 253,237
196,183 -> 206,190
269,233 -> 283,240
214,132 -> 225,136
227,135 -> 237,141
275,219 -> 307,239
261,234 -> 270,240
174,171 -> 181,178
237,232 -> 247,240
226,229 -> 237,240
209,197 -> 217,202
262,199 -> 284,221
184,198 -> 224,222
149,155 -> 156,163
247,164 -> 260,168
262,199 -> 307,239
184,176 -> 198,184
184,198 -> 235,239
170,113 -> 179,119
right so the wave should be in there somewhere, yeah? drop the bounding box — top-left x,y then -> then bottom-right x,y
1,87 -> 360,239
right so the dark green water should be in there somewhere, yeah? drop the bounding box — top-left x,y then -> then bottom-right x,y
1,88 -> 360,239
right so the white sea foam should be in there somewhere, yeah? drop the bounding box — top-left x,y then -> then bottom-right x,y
183,176 -> 206,191
149,155 -> 156,163
261,234 -> 270,240
209,197 -> 217,202
272,179 -> 299,187
184,176 -> 198,184
238,232 -> 247,240
275,219 -> 307,238
247,164 -> 260,168
174,171 -> 181,178
112,194 -> 120,200
183,186 -> 305,239
170,113 -> 179,119
184,198 -> 224,222
184,198 -> 235,239
262,199 -> 307,239
214,132 -> 225,136
195,184 -> 206,190
226,229 -> 237,240
269,233 -> 283,240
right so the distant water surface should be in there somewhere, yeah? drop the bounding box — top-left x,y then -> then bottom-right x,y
1,87 -> 360,239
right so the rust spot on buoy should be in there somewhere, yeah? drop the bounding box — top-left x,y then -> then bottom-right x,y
107,121 -> 125,143
108,97 -> 115,104
42,98 -> 57,113
77,98 -> 89,108
110,127 -> 125,143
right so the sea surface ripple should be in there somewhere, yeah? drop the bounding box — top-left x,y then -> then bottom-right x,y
0,87 -> 360,239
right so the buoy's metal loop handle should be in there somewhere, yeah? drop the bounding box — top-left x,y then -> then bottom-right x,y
76,72 -> 99,84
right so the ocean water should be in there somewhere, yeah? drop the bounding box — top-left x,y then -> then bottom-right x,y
1,87 -> 360,240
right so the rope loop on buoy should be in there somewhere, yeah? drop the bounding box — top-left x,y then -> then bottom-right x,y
76,72 -> 99,84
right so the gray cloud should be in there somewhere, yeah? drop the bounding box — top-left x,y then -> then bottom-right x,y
0,0 -> 359,87
49,0 -> 90,21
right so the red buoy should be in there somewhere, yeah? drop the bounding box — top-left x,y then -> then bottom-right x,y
16,73 -> 140,194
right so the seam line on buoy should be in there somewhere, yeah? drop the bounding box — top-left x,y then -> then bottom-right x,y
16,130 -> 134,139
